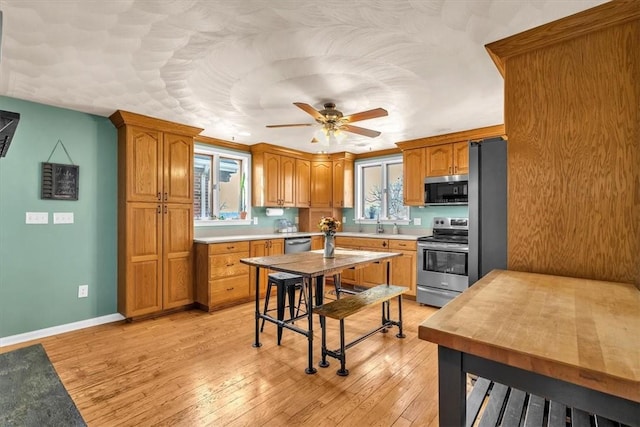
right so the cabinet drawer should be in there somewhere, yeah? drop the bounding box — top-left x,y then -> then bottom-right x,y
389,240 -> 416,251
208,241 -> 250,254
211,275 -> 250,304
335,237 -> 389,249
209,253 -> 249,279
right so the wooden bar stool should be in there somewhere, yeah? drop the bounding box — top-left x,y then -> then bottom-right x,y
260,272 -> 307,344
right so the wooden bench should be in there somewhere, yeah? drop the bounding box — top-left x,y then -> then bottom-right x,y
314,284 -> 408,376
467,377 -> 633,427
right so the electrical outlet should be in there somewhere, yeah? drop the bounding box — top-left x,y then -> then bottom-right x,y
26,212 -> 48,224
414,218 -> 422,226
78,285 -> 89,298
253,217 -> 258,225
342,216 -> 346,223
54,212 -> 74,224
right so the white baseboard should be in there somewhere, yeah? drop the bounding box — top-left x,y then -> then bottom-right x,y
0,313 -> 125,347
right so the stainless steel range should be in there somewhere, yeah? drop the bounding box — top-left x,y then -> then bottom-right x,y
417,217 -> 469,307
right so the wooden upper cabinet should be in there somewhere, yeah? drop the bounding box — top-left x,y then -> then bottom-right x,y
426,144 -> 454,176
426,142 -> 469,176
311,161 -> 332,208
452,141 -> 469,175
164,133 -> 194,204
332,158 -> 354,208
296,159 -> 311,207
264,152 -> 281,206
257,152 -> 296,207
280,155 -> 296,207
403,148 -> 426,206
124,125 -> 195,204
127,126 -> 163,202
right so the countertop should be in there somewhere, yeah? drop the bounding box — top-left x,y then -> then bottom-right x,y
194,231 -> 421,244
418,269 -> 640,402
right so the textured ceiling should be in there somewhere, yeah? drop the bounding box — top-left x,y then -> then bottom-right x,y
0,0 -> 607,153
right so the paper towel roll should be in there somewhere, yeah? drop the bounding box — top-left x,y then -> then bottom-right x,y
265,208 -> 284,216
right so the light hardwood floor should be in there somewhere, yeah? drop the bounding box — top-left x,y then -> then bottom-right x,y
1,294 -> 442,426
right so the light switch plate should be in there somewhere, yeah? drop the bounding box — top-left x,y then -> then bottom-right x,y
413,218 -> 422,226
26,212 -> 48,224
54,212 -> 74,224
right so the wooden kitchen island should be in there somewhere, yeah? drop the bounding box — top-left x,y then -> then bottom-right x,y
419,269 -> 640,426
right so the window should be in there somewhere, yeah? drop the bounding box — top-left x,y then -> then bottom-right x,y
355,156 -> 409,221
194,144 -> 251,225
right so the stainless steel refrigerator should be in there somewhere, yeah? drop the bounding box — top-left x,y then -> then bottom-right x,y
468,137 -> 508,285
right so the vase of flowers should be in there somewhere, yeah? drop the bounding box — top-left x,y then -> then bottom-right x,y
318,216 -> 341,258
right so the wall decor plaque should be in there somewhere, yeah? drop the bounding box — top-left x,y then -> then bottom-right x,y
41,162 -> 79,200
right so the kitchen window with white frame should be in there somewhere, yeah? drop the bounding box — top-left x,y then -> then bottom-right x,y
194,144 -> 251,225
355,156 -> 410,222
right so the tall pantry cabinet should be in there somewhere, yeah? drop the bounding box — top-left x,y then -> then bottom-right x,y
110,110 -> 203,318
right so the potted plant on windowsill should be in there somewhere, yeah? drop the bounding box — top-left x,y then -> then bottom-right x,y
239,172 -> 247,219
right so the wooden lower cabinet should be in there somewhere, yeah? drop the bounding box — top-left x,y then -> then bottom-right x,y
334,237 -> 417,297
249,239 -> 284,297
389,240 -> 417,297
311,235 -> 324,250
195,241 -> 251,311
334,237 -> 391,289
121,202 -> 194,318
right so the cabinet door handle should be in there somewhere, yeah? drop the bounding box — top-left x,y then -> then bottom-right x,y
399,243 -> 407,247
157,192 -> 161,201
164,192 -> 168,201
164,205 -> 167,214
226,263 -> 234,267
226,287 -> 234,291
157,205 -> 161,214
227,246 -> 235,250
449,166 -> 452,174
382,242 -> 387,247
454,165 -> 458,173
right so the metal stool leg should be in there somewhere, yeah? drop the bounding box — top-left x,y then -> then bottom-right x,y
260,280 -> 274,332
287,284 -> 297,320
295,283 -> 308,317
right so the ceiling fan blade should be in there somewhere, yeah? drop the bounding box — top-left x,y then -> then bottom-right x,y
341,107 -> 388,123
266,123 -> 313,128
341,124 -> 381,138
293,102 -> 325,121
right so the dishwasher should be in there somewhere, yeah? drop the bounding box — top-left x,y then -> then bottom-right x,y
284,237 -> 312,254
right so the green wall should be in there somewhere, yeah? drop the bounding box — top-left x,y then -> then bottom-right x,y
0,96 -> 117,338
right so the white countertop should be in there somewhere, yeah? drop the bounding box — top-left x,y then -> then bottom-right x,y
194,231 -> 420,244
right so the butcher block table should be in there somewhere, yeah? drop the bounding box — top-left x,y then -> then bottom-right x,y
418,269 -> 640,426
241,249 -> 400,374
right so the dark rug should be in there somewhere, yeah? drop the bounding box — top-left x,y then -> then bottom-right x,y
0,344 -> 86,426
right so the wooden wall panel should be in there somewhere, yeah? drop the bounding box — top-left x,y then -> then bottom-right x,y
505,21 -> 640,285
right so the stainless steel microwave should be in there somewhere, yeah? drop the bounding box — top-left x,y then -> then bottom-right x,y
424,175 -> 469,205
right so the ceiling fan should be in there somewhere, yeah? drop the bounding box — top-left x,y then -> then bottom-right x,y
266,102 -> 388,142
